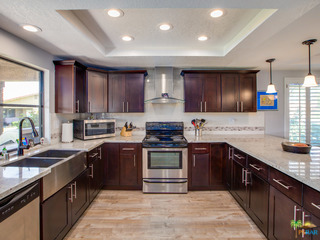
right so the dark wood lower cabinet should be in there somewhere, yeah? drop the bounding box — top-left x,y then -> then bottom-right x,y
103,143 -> 120,186
269,186 -> 301,240
41,169 -> 89,240
41,185 -> 71,240
246,172 -> 269,236
89,155 -> 103,202
210,143 -> 226,189
190,152 -> 210,188
230,160 -> 247,208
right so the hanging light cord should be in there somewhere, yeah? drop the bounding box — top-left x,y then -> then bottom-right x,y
269,61 -> 273,84
308,43 -> 311,75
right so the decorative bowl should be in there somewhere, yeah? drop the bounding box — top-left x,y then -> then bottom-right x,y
281,142 -> 311,154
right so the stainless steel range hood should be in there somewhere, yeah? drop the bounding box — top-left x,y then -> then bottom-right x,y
145,67 -> 185,104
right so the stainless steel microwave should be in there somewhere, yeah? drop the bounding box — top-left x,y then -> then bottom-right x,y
73,119 -> 116,140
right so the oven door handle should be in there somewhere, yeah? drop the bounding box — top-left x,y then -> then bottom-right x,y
143,179 -> 188,184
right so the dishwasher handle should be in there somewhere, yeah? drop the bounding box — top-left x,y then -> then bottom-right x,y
0,181 -> 40,223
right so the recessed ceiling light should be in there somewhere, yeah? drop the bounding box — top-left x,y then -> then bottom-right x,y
198,36 -> 208,41
122,35 -> 133,41
210,9 -> 224,18
159,24 -> 172,31
107,9 -> 124,18
21,24 -> 42,32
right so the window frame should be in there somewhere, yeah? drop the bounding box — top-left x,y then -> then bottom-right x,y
0,56 -> 44,149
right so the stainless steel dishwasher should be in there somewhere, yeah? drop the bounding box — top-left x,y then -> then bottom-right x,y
0,181 -> 40,240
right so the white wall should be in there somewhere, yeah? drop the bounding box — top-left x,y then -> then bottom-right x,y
257,69 -> 320,138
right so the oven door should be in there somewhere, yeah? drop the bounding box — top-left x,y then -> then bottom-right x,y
142,148 -> 188,179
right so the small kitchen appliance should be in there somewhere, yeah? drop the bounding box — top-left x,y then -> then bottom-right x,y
142,122 -> 188,193
73,119 -> 115,140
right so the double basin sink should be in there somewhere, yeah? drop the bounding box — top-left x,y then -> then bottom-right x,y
4,149 -> 87,201
4,150 -> 80,168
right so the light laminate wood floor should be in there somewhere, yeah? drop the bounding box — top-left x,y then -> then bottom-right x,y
65,190 -> 266,240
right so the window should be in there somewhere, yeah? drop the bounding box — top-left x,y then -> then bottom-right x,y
0,57 -> 43,152
285,78 -> 320,145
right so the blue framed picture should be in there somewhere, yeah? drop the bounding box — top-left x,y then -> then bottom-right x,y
257,91 -> 278,110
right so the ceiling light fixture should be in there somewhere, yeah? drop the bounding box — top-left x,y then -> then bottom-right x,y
302,39 -> 318,87
210,9 -> 224,18
21,24 -> 42,32
159,24 -> 172,31
107,9 -> 124,18
122,35 -> 133,41
198,36 -> 208,41
266,58 -> 277,93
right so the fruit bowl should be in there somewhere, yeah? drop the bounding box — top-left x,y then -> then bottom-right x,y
281,142 -> 311,154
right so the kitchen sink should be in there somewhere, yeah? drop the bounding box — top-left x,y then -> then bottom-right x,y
31,149 -> 80,158
4,158 -> 64,168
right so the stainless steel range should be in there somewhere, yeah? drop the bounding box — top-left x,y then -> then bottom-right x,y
142,122 -> 188,193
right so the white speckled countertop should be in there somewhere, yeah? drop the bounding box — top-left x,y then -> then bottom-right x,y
1,133 -> 319,199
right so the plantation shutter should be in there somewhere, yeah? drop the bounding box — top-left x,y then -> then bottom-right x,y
288,82 -> 320,145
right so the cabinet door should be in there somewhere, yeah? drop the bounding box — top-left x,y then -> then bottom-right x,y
119,153 -> 138,186
226,146 -> 233,190
239,73 -> 256,112
71,169 -> 89,225
125,74 -> 144,112
103,143 -> 120,186
269,186 -> 302,240
184,74 -> 203,112
221,73 -> 239,112
108,74 -> 126,112
203,74 -> 221,112
210,143 -> 226,189
190,153 -> 210,187
89,156 -> 103,202
41,185 -> 72,240
246,173 -> 269,236
87,71 -> 108,113
231,160 -> 246,208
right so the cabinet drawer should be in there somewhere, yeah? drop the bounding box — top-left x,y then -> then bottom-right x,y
191,143 -> 210,154
270,167 -> 302,205
120,143 -> 137,154
303,185 -> 320,219
233,148 -> 247,166
248,156 -> 269,181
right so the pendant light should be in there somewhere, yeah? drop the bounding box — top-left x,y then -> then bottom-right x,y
302,39 -> 318,87
266,58 -> 277,93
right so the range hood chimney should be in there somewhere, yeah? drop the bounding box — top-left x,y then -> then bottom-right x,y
145,67 -> 185,104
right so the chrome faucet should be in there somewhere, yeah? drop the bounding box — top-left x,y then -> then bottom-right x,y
17,117 -> 39,156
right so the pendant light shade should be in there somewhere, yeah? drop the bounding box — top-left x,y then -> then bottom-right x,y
266,58 -> 277,93
302,39 -> 318,87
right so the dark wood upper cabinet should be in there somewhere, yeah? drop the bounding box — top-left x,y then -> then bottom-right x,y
54,60 -> 86,113
182,70 -> 258,113
184,73 -> 221,112
108,71 -> 146,113
221,73 -> 239,112
86,69 -> 108,113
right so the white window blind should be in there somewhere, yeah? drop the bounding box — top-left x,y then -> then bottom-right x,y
286,79 -> 320,146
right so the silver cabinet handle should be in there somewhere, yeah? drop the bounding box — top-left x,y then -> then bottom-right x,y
76,100 -> 80,113
245,170 -> 251,186
236,101 -> 239,112
98,147 -> 102,159
68,185 -> 73,203
272,179 -> 292,190
88,101 -> 91,112
73,181 -> 77,199
133,154 -> 136,167
311,203 -> 320,210
241,101 -> 244,112
194,148 -> 207,150
89,164 -> 94,178
205,101 -> 207,112
89,153 -> 98,158
123,102 -> 125,112
293,205 -> 297,230
200,102 -> 203,112
249,164 -> 262,171
228,147 -> 233,159
122,148 -> 135,151
234,154 -> 245,160
193,155 -> 196,167
242,168 -> 245,183
127,102 -> 129,112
